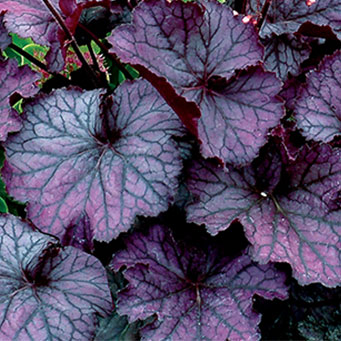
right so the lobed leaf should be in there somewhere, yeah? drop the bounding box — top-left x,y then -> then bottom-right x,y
111,224 -> 288,341
0,59 -> 39,142
295,50 -> 341,143
3,80 -> 184,241
109,0 -> 283,165
186,144 -> 341,287
0,214 -> 112,340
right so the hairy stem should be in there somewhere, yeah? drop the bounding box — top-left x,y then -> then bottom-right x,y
41,0 -> 101,87
87,42 -> 100,72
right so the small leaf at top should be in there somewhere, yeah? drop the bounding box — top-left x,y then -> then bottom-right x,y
110,224 -> 288,341
3,79 -> 184,242
0,214 -> 112,340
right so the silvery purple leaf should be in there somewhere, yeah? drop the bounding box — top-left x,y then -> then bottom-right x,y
0,214 -> 112,340
0,0 -> 65,72
295,51 -> 341,143
0,12 -> 11,52
111,225 -> 288,341
109,0 -> 283,165
262,33 -> 311,81
3,79 -> 183,241
0,59 -> 39,142
250,0 -> 341,40
186,144 -> 341,287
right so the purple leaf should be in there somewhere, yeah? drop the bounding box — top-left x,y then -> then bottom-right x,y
0,0 -> 65,72
294,51 -> 341,143
109,0 -> 283,165
3,80 -> 183,241
251,0 -> 341,40
0,59 -> 39,142
0,214 -> 112,340
186,144 -> 341,287
262,33 -> 311,81
0,12 -> 11,52
111,225 -> 288,341
61,212 -> 94,253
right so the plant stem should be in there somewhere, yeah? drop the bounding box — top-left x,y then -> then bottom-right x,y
256,0 -> 272,31
8,43 -> 71,83
78,22 -> 134,80
41,0 -> 101,87
8,43 -> 49,73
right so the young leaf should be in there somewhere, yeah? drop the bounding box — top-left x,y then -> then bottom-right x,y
111,225 -> 288,341
3,79 -> 184,242
295,50 -> 341,143
109,0 -> 283,165
186,144 -> 341,287
0,59 -> 39,142
0,214 -> 112,340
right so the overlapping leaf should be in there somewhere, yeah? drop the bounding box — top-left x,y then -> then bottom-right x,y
109,0 -> 283,165
3,79 -> 183,241
295,51 -> 341,143
0,214 -> 112,340
111,224 -> 288,341
186,144 -> 341,287
250,0 -> 341,40
0,59 -> 39,142
262,33 -> 311,81
0,12 -> 11,52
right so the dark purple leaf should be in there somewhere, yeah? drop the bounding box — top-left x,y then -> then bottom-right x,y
250,0 -> 341,40
109,0 -> 283,165
294,51 -> 341,143
186,144 -> 341,287
0,214 -> 112,340
3,80 -> 183,241
0,12 -> 11,52
262,33 -> 311,81
111,225 -> 288,341
0,59 -> 39,142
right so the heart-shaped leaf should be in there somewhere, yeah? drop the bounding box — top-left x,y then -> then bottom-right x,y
0,59 -> 39,142
0,214 -> 112,340
109,0 -> 283,165
3,79 -> 184,241
295,50 -> 341,143
186,143 -> 341,287
111,224 -> 288,341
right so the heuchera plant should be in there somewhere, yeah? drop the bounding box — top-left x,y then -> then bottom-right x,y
0,0 -> 340,340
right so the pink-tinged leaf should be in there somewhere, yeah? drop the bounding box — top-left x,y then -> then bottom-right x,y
3,79 -> 183,242
0,12 -> 11,52
250,0 -> 341,40
262,34 -> 311,81
0,59 -> 39,142
186,144 -> 341,287
0,0 -> 65,72
295,51 -> 341,143
111,225 -> 288,341
0,214 -> 112,340
109,0 -> 282,165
